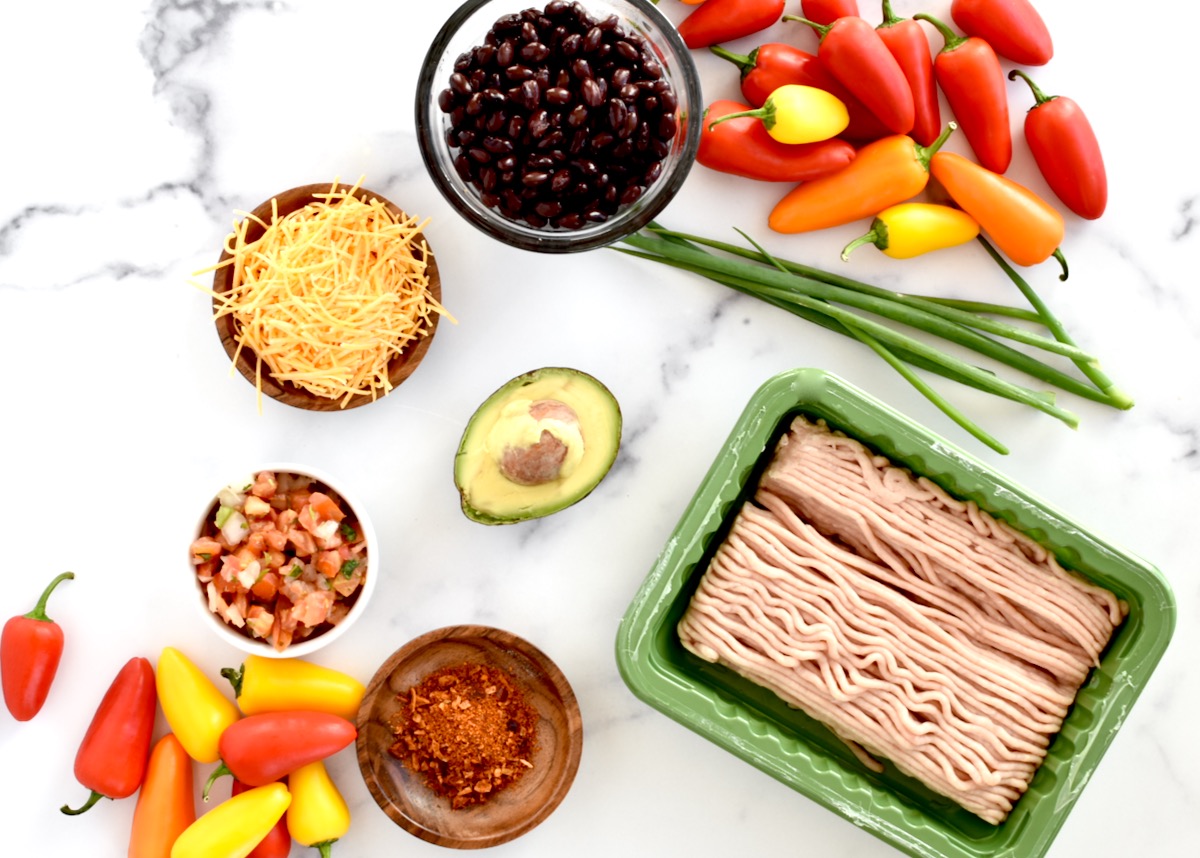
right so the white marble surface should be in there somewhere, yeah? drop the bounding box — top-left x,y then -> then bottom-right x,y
1,0 -> 1197,855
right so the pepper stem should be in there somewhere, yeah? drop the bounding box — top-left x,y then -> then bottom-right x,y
781,15 -> 830,38
1008,68 -> 1055,107
708,44 -> 756,76
24,572 -> 74,622
314,839 -> 338,858
916,121 -> 957,169
841,221 -> 888,261
706,101 -> 776,133
912,12 -> 966,52
203,762 -> 233,802
220,664 -> 246,697
880,0 -> 902,27
61,789 -> 107,816
1053,248 -> 1070,281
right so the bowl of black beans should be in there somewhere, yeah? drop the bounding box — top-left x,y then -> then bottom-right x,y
416,0 -> 702,253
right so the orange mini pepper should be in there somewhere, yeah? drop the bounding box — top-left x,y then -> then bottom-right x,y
769,123 -> 954,234
129,734 -> 196,858
930,151 -> 1067,278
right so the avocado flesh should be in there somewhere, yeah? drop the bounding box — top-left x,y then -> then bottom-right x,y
454,367 -> 621,525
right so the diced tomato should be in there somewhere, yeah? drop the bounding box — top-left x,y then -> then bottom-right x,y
250,471 -> 277,500
191,537 -> 224,562
246,531 -> 267,553
288,528 -> 317,557
251,571 -> 280,601
315,550 -> 343,578
263,526 -> 288,552
234,545 -> 261,567
309,492 -> 346,523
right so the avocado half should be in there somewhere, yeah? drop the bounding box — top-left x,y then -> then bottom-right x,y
454,367 -> 622,525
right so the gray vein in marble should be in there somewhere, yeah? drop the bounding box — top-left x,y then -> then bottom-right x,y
1174,196 -> 1196,240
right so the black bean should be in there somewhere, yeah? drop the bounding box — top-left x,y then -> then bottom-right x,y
580,76 -> 606,107
551,168 -> 574,193
437,88 -> 456,113
505,64 -> 534,81
571,58 -> 592,79
545,86 -> 572,106
496,39 -> 516,67
528,109 -> 551,138
615,40 -> 638,62
535,200 -> 563,218
582,26 -> 602,53
483,136 -> 514,154
560,32 -> 582,57
566,103 -> 589,127
484,111 -> 507,133
607,98 -> 627,132
555,212 -> 585,230
520,41 -> 551,63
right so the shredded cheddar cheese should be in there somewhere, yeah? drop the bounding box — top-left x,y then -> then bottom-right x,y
199,180 -> 451,408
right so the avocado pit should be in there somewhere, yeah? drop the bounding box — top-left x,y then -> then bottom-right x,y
494,399 -> 581,486
454,368 -> 622,525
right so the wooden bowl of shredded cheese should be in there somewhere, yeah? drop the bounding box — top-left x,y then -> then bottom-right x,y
209,182 -> 447,410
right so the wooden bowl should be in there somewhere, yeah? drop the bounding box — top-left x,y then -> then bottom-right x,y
356,625 -> 583,849
211,183 -> 442,411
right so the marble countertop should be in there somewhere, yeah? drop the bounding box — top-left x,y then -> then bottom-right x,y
2,0 -> 1196,855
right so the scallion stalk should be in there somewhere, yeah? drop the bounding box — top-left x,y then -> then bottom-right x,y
616,226 -> 1130,453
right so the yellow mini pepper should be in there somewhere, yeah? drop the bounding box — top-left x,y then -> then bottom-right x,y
170,782 -> 291,858
157,646 -> 240,764
287,761 -> 351,858
221,655 -> 365,722
840,202 -> 981,261
708,84 -> 850,144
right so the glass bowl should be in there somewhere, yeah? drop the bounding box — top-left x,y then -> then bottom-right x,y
415,0 -> 702,253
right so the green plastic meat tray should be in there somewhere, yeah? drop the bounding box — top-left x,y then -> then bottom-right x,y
615,368 -> 1175,858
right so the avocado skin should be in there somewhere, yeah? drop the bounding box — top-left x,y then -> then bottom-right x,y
454,367 -> 622,525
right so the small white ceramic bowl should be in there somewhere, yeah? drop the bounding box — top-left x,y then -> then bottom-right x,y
189,462 -> 378,658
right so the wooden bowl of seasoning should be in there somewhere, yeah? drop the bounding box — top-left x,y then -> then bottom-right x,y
209,182 -> 446,411
356,625 -> 583,849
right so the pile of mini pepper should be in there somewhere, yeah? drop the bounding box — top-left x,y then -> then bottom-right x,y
679,0 -> 1106,279
2,574 -> 366,858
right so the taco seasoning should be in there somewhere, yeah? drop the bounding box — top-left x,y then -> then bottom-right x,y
389,661 -> 539,808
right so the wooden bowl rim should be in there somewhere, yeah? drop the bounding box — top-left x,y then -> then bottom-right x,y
211,182 -> 441,412
355,624 -> 584,849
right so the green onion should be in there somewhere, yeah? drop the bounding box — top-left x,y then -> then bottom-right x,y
340,559 -> 360,579
338,523 -> 358,542
616,226 -> 1131,454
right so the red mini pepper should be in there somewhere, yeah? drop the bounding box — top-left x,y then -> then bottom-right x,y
699,99 -> 856,182
2,571 -> 72,721
876,1 -> 940,146
204,710 -> 357,799
799,0 -> 859,26
62,656 -> 158,815
233,780 -> 293,858
786,13 -> 914,135
709,43 -> 890,141
1009,69 -> 1106,220
676,0 -> 785,50
951,0 -> 1053,66
915,12 -> 1011,174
